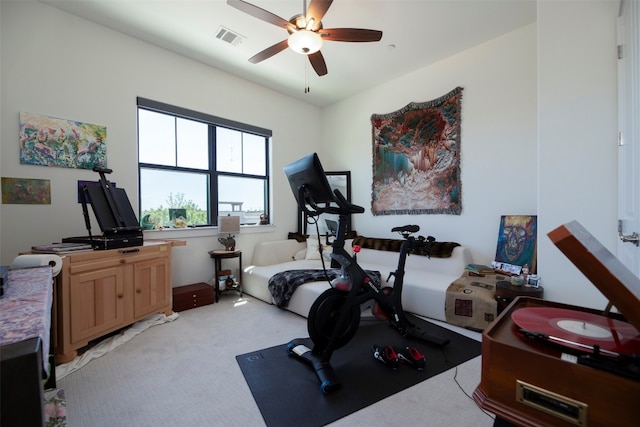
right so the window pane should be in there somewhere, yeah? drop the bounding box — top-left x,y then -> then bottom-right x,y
243,133 -> 266,175
138,109 -> 176,165
218,176 -> 266,225
138,100 -> 271,229
177,118 -> 208,170
217,127 -> 242,173
140,168 -> 209,227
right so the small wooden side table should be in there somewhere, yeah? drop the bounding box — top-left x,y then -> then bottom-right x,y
495,280 -> 544,314
208,250 -> 242,302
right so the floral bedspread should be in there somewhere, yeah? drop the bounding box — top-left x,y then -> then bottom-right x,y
0,266 -> 53,370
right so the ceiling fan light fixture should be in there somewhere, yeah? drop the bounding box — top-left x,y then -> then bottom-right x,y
288,30 -> 323,55
305,18 -> 315,31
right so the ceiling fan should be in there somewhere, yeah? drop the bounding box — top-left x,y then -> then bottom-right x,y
227,0 -> 383,76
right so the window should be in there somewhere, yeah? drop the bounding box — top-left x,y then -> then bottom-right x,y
137,98 -> 271,228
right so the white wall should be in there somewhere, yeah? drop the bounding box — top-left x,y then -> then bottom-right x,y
537,1 -> 619,308
322,1 -> 619,311
322,24 -> 538,265
1,1 -> 621,311
0,1 -> 321,285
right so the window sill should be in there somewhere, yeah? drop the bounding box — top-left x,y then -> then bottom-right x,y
143,224 -> 276,239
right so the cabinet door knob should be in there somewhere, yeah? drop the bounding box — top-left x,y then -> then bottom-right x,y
136,288 -> 142,293
117,293 -> 124,298
120,259 -> 126,264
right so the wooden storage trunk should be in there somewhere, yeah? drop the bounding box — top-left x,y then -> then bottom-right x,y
172,283 -> 214,312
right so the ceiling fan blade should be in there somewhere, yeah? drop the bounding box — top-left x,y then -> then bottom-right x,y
308,51 -> 328,76
248,39 -> 289,64
320,28 -> 383,42
306,0 -> 333,25
227,0 -> 293,31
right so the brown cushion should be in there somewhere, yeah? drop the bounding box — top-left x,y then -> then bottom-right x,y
287,232 -> 307,242
352,236 -> 460,258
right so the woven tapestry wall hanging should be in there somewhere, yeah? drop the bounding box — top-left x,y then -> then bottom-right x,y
371,87 -> 462,215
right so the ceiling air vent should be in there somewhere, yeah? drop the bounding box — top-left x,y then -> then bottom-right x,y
215,26 -> 245,46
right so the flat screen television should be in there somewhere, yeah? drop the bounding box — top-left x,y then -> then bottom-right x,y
283,153 -> 335,208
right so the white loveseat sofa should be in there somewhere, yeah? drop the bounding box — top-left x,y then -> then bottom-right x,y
243,236 -> 472,321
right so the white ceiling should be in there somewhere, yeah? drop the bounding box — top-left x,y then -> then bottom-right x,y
42,0 -> 537,107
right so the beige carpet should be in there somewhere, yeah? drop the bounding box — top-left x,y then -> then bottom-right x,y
58,295 -> 495,426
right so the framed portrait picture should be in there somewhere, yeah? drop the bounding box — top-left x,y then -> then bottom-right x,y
495,215 -> 538,273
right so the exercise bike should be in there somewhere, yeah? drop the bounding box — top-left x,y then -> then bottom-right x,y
283,153 -> 450,394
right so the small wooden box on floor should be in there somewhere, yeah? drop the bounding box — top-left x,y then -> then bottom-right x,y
172,283 -> 214,312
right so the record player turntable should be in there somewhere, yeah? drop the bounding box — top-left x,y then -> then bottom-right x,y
473,220 -> 640,427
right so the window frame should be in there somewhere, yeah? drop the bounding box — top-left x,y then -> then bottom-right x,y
137,97 -> 272,228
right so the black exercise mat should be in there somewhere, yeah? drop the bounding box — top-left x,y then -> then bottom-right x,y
236,315 -> 481,427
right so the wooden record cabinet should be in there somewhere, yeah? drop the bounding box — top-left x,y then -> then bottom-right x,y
474,221 -> 640,427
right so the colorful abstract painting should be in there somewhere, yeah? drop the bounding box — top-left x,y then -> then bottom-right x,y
1,177 -> 51,204
19,112 -> 107,169
495,215 -> 538,273
371,87 -> 463,215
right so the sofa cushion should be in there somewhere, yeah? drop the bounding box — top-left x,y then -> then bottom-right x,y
356,248 -> 395,267
405,246 -> 470,275
293,248 -> 306,260
305,236 -> 324,260
243,259 -> 324,303
269,269 -> 336,307
401,271 -> 461,322
251,240 -> 306,266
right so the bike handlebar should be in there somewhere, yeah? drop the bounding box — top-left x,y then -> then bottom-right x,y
333,189 -> 365,214
298,186 -> 364,217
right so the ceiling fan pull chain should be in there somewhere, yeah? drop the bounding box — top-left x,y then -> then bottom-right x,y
304,58 -> 310,93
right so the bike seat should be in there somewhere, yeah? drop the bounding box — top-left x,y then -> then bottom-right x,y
391,225 -> 420,233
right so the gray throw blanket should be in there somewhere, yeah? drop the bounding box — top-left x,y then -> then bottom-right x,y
268,269 -> 381,308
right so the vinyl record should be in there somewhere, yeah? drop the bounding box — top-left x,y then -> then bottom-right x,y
512,307 -> 640,355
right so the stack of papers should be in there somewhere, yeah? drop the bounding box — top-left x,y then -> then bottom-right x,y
32,242 -> 93,253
